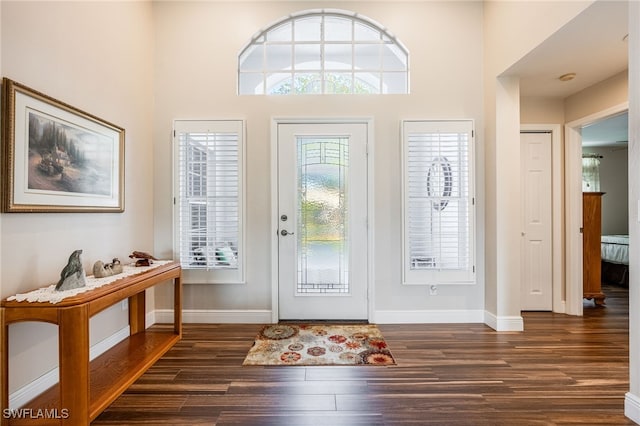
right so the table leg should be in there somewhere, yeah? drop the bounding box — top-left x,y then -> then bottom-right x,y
129,292 -> 146,335
174,276 -> 182,336
59,305 -> 89,426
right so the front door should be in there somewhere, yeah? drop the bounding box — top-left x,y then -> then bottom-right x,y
277,122 -> 368,320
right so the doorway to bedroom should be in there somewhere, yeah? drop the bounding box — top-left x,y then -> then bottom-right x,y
581,111 -> 629,298
566,106 -> 629,315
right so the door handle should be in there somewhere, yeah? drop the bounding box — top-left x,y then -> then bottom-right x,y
280,229 -> 294,236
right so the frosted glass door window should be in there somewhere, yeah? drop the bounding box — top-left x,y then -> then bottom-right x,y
297,138 -> 349,294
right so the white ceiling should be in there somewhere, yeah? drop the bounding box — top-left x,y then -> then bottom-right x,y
504,0 -> 628,99
504,0 -> 629,147
582,111 -> 628,147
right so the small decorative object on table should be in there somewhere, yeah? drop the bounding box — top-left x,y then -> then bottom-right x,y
129,250 -> 158,267
55,249 -> 86,291
92,258 -> 123,278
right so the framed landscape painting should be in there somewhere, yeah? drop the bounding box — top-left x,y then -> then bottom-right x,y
1,78 -> 124,212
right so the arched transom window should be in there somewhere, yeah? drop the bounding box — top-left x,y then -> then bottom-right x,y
238,10 -> 409,95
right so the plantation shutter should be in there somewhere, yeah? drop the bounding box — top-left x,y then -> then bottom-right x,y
174,120 -> 244,284
402,120 -> 475,284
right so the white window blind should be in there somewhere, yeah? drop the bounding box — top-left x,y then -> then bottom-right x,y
402,120 -> 475,285
174,120 -> 244,284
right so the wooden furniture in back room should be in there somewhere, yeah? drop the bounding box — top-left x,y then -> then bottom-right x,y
583,192 -> 606,305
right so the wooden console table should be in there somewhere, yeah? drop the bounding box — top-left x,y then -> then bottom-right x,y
1,261 -> 182,425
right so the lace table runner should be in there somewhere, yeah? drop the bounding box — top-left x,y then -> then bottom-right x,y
7,260 -> 173,304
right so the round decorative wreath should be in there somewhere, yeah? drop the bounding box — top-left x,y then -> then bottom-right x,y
426,156 -> 453,211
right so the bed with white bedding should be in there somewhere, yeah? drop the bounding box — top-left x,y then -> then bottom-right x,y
601,234 -> 629,265
601,234 -> 629,286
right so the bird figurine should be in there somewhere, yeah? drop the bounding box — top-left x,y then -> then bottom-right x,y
129,250 -> 158,267
55,249 -> 87,291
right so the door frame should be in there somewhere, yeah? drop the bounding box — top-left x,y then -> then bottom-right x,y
520,124 -> 563,313
270,117 -> 375,323
564,102 -> 629,316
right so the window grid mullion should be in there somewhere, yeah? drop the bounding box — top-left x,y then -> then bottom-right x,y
320,14 -> 325,94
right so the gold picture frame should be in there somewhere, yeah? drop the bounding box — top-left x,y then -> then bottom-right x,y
1,78 -> 124,212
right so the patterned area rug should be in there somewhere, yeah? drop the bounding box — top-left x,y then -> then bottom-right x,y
242,324 -> 396,366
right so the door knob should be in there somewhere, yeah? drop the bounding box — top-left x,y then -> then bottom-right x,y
280,229 -> 294,236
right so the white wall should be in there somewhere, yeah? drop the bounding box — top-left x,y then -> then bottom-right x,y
152,1 -> 485,319
565,70 -> 628,123
521,97 -> 566,125
482,0 -> 592,327
1,1 -> 154,394
582,146 -> 629,235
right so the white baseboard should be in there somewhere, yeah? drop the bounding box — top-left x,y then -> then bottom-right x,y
154,309 -> 272,324
9,369 -> 59,411
90,327 -> 130,360
625,392 -> 640,424
146,310 -> 155,328
9,326 -> 130,410
484,311 -> 524,331
374,309 -> 485,324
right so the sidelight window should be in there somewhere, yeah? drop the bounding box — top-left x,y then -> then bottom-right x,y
174,120 -> 245,284
402,120 -> 475,285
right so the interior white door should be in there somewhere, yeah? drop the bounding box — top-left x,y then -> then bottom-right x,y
520,131 -> 553,311
277,122 -> 368,320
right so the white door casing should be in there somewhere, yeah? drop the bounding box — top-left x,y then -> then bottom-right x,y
520,131 -> 553,311
275,121 -> 369,320
565,103 -> 628,317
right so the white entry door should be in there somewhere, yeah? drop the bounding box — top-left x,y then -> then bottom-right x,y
277,122 -> 368,320
520,131 -> 553,311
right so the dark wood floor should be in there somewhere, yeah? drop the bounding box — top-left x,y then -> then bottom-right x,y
93,284 -> 634,425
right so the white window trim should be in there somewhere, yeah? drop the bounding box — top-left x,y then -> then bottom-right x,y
173,120 -> 246,284
401,120 -> 476,285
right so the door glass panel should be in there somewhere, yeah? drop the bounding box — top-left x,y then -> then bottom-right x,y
297,137 -> 349,294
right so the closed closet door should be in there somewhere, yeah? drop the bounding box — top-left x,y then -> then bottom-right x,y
521,131 -> 553,311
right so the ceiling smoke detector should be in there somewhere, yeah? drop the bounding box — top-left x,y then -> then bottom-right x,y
558,73 -> 576,82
